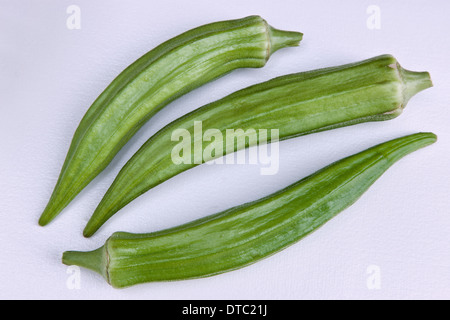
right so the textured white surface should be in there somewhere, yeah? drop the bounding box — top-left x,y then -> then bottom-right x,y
1,0 -> 449,299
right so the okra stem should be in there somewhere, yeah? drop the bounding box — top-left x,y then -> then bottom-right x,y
63,247 -> 109,282
268,26 -> 303,55
400,68 -> 433,103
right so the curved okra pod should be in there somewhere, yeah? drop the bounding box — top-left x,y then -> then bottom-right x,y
38,16 -> 302,226
83,54 -> 432,237
64,132 -> 437,288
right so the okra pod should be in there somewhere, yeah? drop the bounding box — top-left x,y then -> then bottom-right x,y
64,132 -> 437,288
84,54 -> 432,237
38,16 -> 302,226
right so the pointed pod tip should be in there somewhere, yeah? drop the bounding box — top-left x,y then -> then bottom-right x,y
38,203 -> 61,227
421,132 -> 438,144
405,132 -> 437,146
38,215 -> 50,227
364,132 -> 437,171
401,132 -> 438,154
83,229 -> 93,238
83,223 -> 97,238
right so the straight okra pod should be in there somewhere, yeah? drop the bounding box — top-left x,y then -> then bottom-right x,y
38,16 -> 302,226
64,132 -> 437,288
84,54 -> 432,237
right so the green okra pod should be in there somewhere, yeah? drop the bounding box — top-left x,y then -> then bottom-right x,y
83,54 -> 432,237
64,132 -> 437,288
39,16 -> 302,226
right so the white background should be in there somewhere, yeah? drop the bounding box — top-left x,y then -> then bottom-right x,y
1,0 -> 449,300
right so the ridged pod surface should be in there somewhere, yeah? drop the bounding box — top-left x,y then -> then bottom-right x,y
63,132 -> 437,288
38,16 -> 302,226
83,54 -> 432,237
